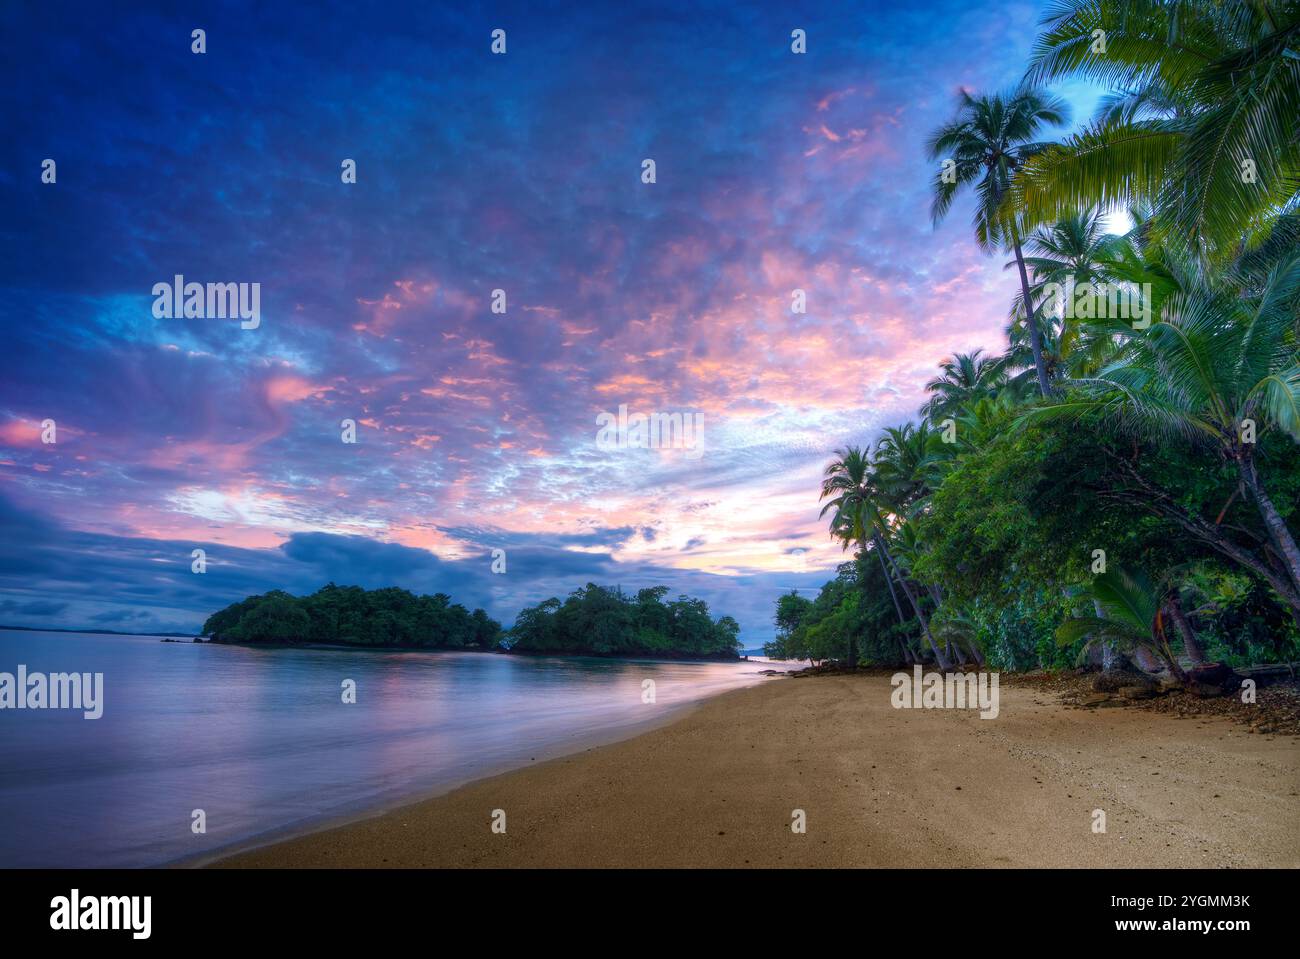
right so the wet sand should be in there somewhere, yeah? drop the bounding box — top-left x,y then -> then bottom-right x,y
211,673 -> 1300,868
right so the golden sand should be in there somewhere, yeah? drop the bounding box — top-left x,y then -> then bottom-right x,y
211,674 -> 1300,868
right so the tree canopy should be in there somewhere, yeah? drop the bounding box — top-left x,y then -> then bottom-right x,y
507,583 -> 742,659
769,0 -> 1300,677
203,583 -> 503,650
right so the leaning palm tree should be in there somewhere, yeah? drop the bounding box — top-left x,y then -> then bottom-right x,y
927,87 -> 1070,396
922,350 -> 1008,420
870,431 -> 974,665
819,446 -> 952,670
1022,249 -> 1300,613
1017,0 -> 1300,259
1011,208 -> 1132,376
820,448 -> 899,657
1056,567 -> 1188,682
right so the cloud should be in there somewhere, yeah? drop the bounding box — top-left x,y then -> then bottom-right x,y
0,0 -> 1093,645
0,491 -> 833,641
0,599 -> 69,617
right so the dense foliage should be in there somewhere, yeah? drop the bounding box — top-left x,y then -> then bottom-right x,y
202,583 -> 503,649
764,557 -> 919,666
769,0 -> 1300,677
508,584 -> 742,658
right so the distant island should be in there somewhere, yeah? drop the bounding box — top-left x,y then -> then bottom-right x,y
509,584 -> 741,659
0,624 -> 195,638
203,582 -> 743,659
203,583 -> 503,650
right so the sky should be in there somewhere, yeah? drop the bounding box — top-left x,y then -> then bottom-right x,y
0,1 -> 1102,643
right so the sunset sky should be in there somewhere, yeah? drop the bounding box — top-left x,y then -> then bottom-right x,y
0,1 -> 1101,642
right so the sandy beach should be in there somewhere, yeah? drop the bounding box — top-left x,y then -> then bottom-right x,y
211,673 -> 1300,868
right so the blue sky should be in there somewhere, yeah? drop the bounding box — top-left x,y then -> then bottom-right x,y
0,1 -> 1102,641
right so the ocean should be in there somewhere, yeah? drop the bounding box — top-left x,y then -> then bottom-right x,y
0,628 -> 784,867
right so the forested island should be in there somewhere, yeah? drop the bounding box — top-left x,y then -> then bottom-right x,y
203,582 -> 742,659
508,584 -> 741,658
203,583 -> 503,649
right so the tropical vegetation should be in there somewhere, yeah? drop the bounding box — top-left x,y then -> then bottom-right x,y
508,584 -> 742,658
206,581 -> 744,659
203,583 -> 504,649
767,0 -> 1300,680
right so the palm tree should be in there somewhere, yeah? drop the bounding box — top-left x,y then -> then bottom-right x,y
927,87 -> 1070,396
1056,567 -> 1188,681
931,605 -> 987,667
873,422 -> 942,507
1022,208 -> 1119,284
870,429 -> 982,665
819,446 -> 952,670
1018,0 -> 1300,259
1060,566 -> 1190,680
1011,208 -> 1133,376
1000,208 -> 1179,387
1001,315 -> 1067,391
923,350 -> 1008,420
1022,248 -> 1300,613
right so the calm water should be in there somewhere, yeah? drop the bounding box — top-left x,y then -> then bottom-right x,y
0,629 -> 783,867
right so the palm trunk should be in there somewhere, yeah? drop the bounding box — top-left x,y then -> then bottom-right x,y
1238,456 -> 1300,594
929,585 -> 956,663
1154,621 -> 1188,684
1094,599 -> 1119,670
925,583 -> 966,665
1165,592 -> 1204,665
1011,235 -> 1052,397
875,533 -> 951,671
875,540 -> 908,625
1106,454 -> 1300,616
1133,646 -> 1163,673
874,538 -> 916,666
1179,508 -> 1300,614
899,639 -> 916,665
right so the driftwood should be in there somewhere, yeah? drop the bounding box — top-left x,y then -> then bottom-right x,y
1233,662 -> 1298,680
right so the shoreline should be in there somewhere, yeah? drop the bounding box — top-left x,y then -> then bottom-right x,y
178,682 -> 743,868
201,637 -> 749,663
209,673 -> 1300,869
